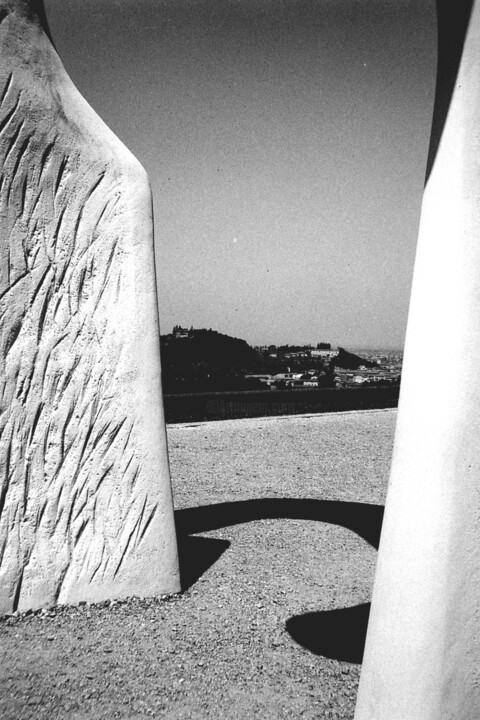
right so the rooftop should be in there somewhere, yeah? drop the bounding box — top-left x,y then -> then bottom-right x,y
0,409 -> 396,720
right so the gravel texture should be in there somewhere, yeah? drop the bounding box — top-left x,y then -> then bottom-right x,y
0,409 -> 396,719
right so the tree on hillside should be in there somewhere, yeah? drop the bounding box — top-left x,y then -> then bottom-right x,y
330,348 -> 377,371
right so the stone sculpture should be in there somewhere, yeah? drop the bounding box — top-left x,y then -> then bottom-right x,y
355,1 -> 480,717
0,0 -> 180,614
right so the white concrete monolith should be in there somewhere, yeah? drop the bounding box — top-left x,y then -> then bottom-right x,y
355,1 -> 480,718
0,0 -> 180,614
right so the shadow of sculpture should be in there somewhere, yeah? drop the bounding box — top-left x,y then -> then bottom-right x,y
176,535 -> 231,591
175,498 -> 383,661
286,603 -> 371,664
175,497 -> 384,549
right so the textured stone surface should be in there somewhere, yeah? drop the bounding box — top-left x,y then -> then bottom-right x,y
0,0 -> 180,614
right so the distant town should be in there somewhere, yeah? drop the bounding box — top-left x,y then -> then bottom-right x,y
160,326 -> 402,395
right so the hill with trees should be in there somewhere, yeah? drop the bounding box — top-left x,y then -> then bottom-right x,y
160,328 -> 262,393
331,347 -> 377,370
160,327 -> 378,393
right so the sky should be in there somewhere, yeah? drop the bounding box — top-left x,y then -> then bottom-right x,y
44,0 -> 437,349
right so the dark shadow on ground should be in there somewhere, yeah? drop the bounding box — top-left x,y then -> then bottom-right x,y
175,498 -> 383,661
286,603 -> 371,664
176,535 -> 230,591
175,498 -> 384,549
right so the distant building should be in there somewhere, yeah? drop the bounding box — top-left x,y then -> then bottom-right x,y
311,349 -> 338,359
244,374 -> 273,386
172,325 -> 191,339
273,372 -> 303,382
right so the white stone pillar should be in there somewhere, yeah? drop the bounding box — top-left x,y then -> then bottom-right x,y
355,1 -> 480,718
0,0 -> 180,613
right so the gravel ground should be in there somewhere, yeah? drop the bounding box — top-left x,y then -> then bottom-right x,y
0,409 -> 396,720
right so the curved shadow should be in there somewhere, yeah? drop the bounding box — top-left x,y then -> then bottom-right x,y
175,498 -> 383,660
175,498 -> 384,550
286,603 -> 371,664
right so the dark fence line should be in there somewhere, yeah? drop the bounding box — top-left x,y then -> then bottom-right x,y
164,386 -> 400,423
